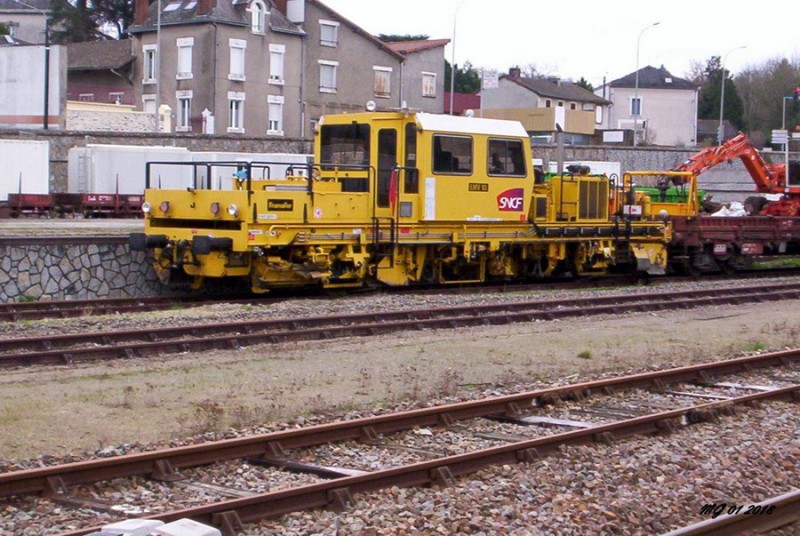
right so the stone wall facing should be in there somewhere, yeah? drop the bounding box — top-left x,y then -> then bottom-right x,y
0,241 -> 161,301
66,110 -> 156,133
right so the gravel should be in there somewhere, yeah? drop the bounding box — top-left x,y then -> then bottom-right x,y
1,276 -> 800,534
248,403 -> 800,536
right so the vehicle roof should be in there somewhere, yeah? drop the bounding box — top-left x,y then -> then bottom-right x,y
319,111 -> 528,139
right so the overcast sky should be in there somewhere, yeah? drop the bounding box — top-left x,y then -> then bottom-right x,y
322,0 -> 799,87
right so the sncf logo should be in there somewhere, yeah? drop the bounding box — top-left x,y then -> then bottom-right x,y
497,188 -> 525,211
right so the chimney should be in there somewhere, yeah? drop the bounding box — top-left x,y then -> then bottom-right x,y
286,0 -> 304,22
197,0 -> 217,16
273,0 -> 287,15
134,0 -> 149,25
508,67 -> 521,79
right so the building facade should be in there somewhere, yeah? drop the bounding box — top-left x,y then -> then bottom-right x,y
128,0 -> 447,137
0,0 -> 49,44
67,40 -> 136,105
480,68 -> 610,143
130,0 -> 306,136
596,65 -> 699,147
384,38 -> 448,113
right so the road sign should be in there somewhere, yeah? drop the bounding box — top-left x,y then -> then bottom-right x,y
772,129 -> 788,145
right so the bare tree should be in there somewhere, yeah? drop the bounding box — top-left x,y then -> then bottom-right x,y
735,57 -> 800,144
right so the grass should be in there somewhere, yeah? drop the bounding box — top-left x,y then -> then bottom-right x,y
751,257 -> 800,269
576,349 -> 593,359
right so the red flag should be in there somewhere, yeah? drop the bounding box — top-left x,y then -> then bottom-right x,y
389,168 -> 399,213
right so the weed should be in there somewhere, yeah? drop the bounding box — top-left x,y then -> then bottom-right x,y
432,367 -> 463,398
229,404 -> 279,429
121,385 -> 135,409
303,393 -> 328,415
398,364 -> 421,401
577,349 -> 593,360
191,399 -> 225,432
746,341 -> 766,352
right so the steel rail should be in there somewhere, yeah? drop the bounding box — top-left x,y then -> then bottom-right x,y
0,296 -> 187,322
662,488 -> 800,535
58,384 -> 800,536
2,283 -> 800,368
1,349 -> 797,501
0,294 -> 280,322
1,266 -> 798,323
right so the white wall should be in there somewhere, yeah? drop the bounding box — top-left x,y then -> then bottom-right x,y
0,139 -> 49,201
602,86 -> 698,147
0,44 -> 64,129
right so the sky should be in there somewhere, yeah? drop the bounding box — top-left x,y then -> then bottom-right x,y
321,0 -> 800,87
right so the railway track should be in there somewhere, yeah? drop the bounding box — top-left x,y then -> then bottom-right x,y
664,488 -> 800,535
0,294 -> 282,322
2,349 -> 798,535
2,268 -> 799,323
3,281 -> 800,369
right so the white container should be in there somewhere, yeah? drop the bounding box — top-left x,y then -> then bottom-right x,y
191,152 -> 312,190
155,518 -> 222,536
100,518 -> 164,535
68,144 -> 193,194
0,139 -> 49,201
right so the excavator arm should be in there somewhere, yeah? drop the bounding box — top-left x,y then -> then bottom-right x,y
673,133 -> 785,193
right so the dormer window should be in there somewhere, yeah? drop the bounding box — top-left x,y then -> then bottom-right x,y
250,0 -> 266,33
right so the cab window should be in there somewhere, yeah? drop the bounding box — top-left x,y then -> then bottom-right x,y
433,134 -> 472,174
404,123 -> 419,194
320,123 -> 370,169
487,138 -> 526,177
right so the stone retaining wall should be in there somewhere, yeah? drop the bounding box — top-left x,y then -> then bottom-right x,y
0,242 -> 161,301
66,110 -> 155,133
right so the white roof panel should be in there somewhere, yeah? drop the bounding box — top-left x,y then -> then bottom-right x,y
415,112 -> 527,138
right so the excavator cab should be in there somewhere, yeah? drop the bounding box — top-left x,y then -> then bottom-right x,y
619,171 -> 700,218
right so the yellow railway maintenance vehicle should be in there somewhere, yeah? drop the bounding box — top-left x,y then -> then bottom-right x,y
130,111 -> 669,292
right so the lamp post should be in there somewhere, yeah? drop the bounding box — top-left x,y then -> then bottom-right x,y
11,0 -> 49,129
633,21 -> 659,147
448,0 -> 468,116
717,45 -> 746,144
154,0 -> 162,131
782,96 -> 794,130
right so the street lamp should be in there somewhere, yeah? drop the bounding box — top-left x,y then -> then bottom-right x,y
155,0 -> 162,131
782,95 -> 795,130
10,0 -> 49,129
717,45 -> 746,144
633,21 -> 660,147
448,0 -> 468,116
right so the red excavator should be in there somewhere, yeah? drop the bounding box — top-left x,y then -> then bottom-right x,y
672,133 -> 800,216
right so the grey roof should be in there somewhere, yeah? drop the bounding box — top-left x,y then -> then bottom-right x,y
385,38 -> 450,56
131,0 -> 404,60
68,39 -> 135,70
502,75 -> 611,105
130,0 -> 302,34
609,65 -> 697,90
307,0 -> 404,60
0,34 -> 29,45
